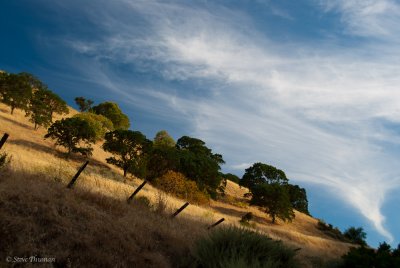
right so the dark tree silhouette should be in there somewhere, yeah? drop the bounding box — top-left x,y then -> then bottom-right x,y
45,117 -> 96,157
74,97 -> 94,112
103,130 -> 152,177
250,183 -> 294,223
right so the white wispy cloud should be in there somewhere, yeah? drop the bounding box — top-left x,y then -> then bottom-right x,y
317,0 -> 400,39
43,0 -> 400,242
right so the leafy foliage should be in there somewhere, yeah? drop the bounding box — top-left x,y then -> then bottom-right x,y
193,227 -> 299,268
0,71 -> 68,123
286,184 -> 309,215
44,117 -> 96,157
26,87 -> 68,129
103,130 -> 152,177
176,136 -> 225,198
73,112 -> 113,141
146,145 -> 181,181
44,89 -> 69,119
0,72 -> 36,114
154,171 -> 209,205
92,102 -> 130,130
250,183 -> 294,223
26,88 -> 52,129
74,96 -> 94,112
343,227 -> 367,246
146,135 -> 225,198
153,130 -> 175,147
340,243 -> 400,268
240,162 -> 289,190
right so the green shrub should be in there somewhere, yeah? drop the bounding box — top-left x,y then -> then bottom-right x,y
193,227 -> 299,268
154,171 -> 209,205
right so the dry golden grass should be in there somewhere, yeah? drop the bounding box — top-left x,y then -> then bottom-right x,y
0,103 -> 352,267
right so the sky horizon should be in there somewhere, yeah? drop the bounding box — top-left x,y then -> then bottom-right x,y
1,0 -> 400,248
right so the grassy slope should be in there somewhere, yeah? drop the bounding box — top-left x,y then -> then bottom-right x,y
0,103 -> 352,267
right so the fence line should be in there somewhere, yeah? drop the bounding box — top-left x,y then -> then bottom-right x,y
127,180 -> 147,203
0,133 -> 9,150
2,130 -> 226,229
67,161 -> 89,189
207,218 -> 225,230
171,202 -> 190,218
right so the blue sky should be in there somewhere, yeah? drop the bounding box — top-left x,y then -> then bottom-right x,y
1,0 -> 400,247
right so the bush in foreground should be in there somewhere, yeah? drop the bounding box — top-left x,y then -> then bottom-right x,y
193,226 -> 299,268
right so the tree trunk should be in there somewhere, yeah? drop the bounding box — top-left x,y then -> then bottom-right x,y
10,106 -> 14,115
67,147 -> 72,159
123,168 -> 127,177
272,215 -> 276,224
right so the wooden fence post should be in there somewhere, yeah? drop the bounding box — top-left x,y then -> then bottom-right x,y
207,218 -> 225,230
0,133 -> 9,150
127,180 -> 147,203
67,161 -> 89,189
171,202 -> 189,218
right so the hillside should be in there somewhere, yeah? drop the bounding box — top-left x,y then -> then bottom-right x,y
0,102 -> 353,267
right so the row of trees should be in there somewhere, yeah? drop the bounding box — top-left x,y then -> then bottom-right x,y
0,71 -> 69,129
0,70 -> 309,222
43,117 -> 225,198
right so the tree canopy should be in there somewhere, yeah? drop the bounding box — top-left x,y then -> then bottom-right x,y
0,72 -> 36,114
103,130 -> 152,177
45,89 -> 69,119
73,112 -> 114,141
343,227 -> 367,246
176,136 -> 225,198
153,130 -> 175,148
286,184 -> 309,215
75,97 -> 94,112
0,71 -> 68,123
92,102 -> 130,130
250,183 -> 295,223
240,162 -> 289,190
146,145 -> 181,181
44,117 -> 96,157
26,87 -> 69,129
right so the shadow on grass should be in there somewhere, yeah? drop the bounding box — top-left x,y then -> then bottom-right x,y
8,138 -> 111,170
0,113 -> 32,130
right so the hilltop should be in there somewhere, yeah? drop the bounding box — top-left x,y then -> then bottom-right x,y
0,102 -> 352,267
